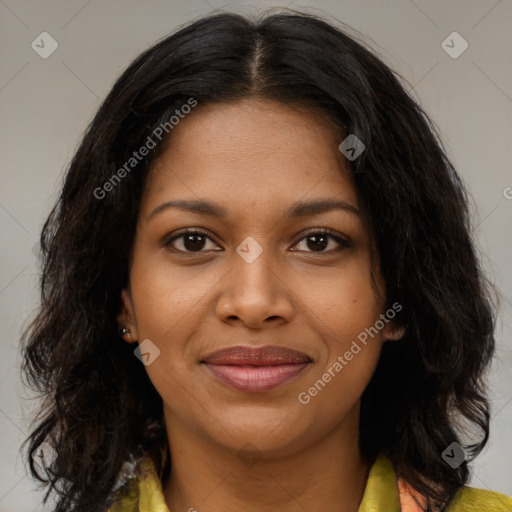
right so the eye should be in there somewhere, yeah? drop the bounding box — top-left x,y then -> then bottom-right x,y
163,229 -> 221,253
163,228 -> 351,255
291,229 -> 351,253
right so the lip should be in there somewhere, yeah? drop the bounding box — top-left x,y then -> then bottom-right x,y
201,345 -> 312,392
201,345 -> 312,365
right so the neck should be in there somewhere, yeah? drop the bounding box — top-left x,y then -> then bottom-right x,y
162,406 -> 370,512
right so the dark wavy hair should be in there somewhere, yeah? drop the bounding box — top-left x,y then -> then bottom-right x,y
20,9 -> 498,512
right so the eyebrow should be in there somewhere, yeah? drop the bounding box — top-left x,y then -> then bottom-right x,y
148,198 -> 360,221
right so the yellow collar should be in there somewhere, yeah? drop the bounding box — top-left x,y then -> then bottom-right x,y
358,454 -> 401,511
108,453 -> 512,512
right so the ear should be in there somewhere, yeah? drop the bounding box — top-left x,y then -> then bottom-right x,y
382,320 -> 406,342
116,288 -> 138,343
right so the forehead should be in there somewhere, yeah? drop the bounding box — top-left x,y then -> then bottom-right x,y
141,98 -> 358,217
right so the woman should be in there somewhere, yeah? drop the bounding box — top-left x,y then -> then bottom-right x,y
21,10 -> 511,512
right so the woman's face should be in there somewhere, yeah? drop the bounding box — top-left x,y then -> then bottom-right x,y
118,98 -> 399,459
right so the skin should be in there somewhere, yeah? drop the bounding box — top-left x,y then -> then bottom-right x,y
117,98 -> 404,512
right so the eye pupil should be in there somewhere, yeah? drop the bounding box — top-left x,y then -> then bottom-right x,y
184,234 -> 206,251
307,234 -> 328,252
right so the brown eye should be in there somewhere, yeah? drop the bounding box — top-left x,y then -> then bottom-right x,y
291,229 -> 351,253
164,230 -> 220,253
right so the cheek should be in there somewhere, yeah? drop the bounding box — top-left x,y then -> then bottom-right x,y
127,258 -> 210,408
296,252 -> 383,342
296,275 -> 383,418
129,253 -> 216,341
297,255 -> 383,387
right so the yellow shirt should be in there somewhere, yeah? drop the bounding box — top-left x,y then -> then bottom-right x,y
107,453 -> 512,512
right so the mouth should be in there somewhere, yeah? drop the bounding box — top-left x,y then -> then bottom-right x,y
201,345 -> 312,392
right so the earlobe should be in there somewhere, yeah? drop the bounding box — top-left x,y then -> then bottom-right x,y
118,327 -> 137,343
383,322 -> 406,342
116,288 -> 138,343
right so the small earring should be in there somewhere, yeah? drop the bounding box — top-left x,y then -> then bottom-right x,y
120,327 -> 131,336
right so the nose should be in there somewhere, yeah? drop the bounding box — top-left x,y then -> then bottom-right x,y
215,240 -> 294,329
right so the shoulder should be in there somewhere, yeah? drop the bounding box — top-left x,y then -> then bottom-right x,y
398,476 -> 511,512
445,486 -> 512,512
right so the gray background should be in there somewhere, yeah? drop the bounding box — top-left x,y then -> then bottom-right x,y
1,1 -> 511,510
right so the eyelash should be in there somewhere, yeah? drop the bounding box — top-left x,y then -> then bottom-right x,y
162,228 -> 351,255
